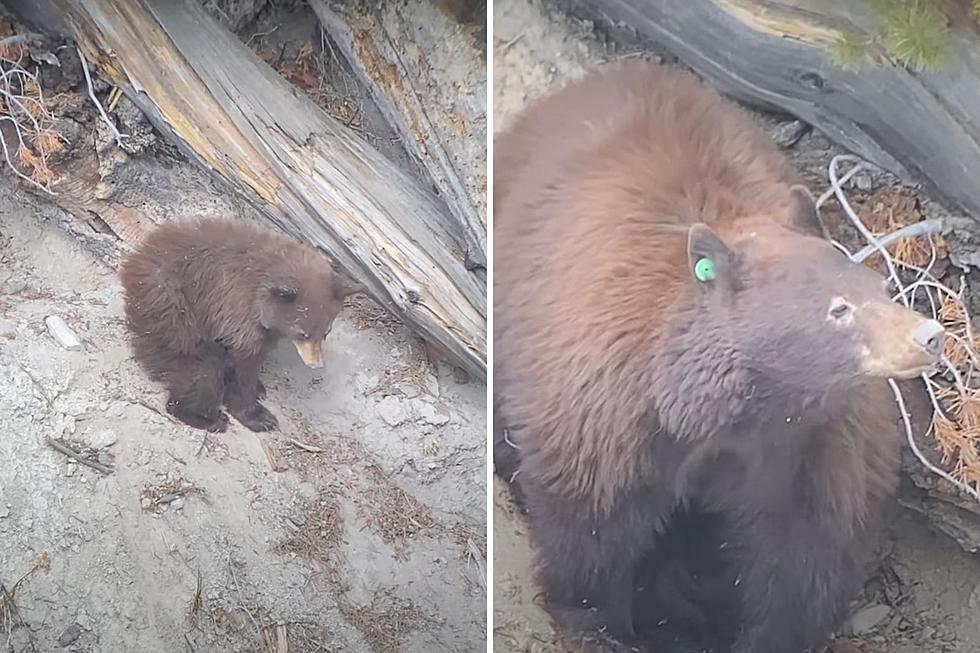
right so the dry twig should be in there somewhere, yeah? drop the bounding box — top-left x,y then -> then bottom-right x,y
44,436 -> 113,474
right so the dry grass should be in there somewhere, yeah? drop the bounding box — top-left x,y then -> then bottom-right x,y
340,591 -> 435,653
0,21 -> 68,194
140,473 -> 205,512
856,185 -> 947,270
0,552 -> 51,652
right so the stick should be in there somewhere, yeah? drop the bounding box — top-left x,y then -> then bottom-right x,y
287,438 -> 324,453
0,583 -> 38,653
44,436 -> 113,474
851,219 -> 946,264
75,46 -> 125,147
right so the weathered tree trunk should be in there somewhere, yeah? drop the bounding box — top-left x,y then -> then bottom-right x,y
311,0 -> 487,273
552,0 -> 980,223
51,0 -> 486,380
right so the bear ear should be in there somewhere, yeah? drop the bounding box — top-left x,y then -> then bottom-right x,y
687,223 -> 734,287
786,184 -> 828,239
333,270 -> 365,301
270,281 -> 299,302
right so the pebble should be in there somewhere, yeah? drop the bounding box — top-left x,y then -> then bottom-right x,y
854,171 -> 874,191
398,383 -> 420,399
847,603 -> 891,635
3,278 -> 28,294
170,498 -> 185,511
415,401 -> 450,426
57,623 -> 82,647
75,611 -> 92,630
377,395 -> 410,427
86,428 -> 118,449
772,119 -> 810,149
45,315 -> 82,351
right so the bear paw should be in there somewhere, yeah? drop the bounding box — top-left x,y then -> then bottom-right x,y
166,399 -> 229,433
232,403 -> 279,432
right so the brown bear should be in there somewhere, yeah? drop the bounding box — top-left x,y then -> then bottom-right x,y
120,217 -> 356,433
493,61 -> 946,653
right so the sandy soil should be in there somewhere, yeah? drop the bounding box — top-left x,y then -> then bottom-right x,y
0,123 -> 485,653
491,1 -> 980,652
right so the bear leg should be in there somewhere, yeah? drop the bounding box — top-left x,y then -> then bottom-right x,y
524,481 -> 666,649
158,345 -> 230,433
225,353 -> 279,432
727,510 -> 859,653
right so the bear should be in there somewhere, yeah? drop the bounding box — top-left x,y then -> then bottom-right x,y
120,217 -> 358,433
492,60 -> 946,653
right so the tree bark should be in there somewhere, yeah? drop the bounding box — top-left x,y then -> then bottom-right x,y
311,0 -> 487,272
552,0 -> 980,222
52,0 -> 487,380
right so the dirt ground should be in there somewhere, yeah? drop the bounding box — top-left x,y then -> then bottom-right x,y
491,1 -> 980,652
0,8 -> 487,651
0,196 -> 486,653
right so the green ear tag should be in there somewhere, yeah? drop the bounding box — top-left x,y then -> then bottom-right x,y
694,257 -> 716,282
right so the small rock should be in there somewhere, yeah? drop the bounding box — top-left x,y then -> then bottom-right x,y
398,383 -> 420,399
86,428 -> 118,449
170,498 -> 185,511
415,401 -> 450,426
45,315 -> 82,351
97,451 -> 114,468
422,372 -> 440,397
377,395 -> 410,427
847,603 -> 891,635
854,171 -> 873,191
140,496 -> 153,510
772,119 -> 810,149
57,623 -> 82,647
3,278 -> 27,295
75,611 -> 92,630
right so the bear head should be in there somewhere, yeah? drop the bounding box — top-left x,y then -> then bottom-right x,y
686,185 -> 944,402
257,254 -> 362,368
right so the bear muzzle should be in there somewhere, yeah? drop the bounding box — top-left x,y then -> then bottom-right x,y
861,311 -> 945,380
293,338 -> 325,368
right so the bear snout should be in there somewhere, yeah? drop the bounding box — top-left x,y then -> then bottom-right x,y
859,307 -> 946,380
913,319 -> 946,358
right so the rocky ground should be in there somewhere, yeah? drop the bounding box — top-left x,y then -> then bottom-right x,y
491,1 -> 980,652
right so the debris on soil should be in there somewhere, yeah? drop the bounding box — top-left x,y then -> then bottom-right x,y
44,314 -> 82,351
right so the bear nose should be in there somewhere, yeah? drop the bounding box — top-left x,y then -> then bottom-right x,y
913,319 -> 946,358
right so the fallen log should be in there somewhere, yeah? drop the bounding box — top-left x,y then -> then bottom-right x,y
311,0 -> 487,272
49,0 -> 486,380
551,0 -> 980,222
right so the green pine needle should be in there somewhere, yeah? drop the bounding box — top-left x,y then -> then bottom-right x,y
882,1 -> 950,71
830,31 -> 876,69
974,0 -> 980,19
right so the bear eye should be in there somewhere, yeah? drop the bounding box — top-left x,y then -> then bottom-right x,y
828,298 -> 852,320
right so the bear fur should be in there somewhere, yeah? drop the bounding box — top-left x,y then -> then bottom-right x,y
120,217 -> 353,433
493,61 -> 945,653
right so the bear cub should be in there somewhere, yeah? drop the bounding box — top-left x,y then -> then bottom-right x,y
120,217 -> 356,433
